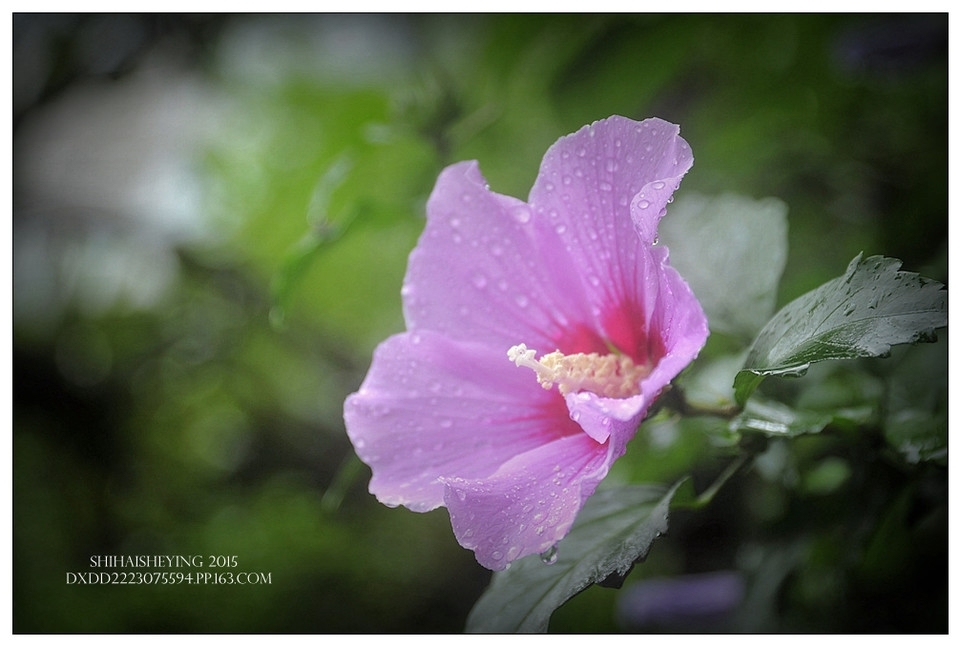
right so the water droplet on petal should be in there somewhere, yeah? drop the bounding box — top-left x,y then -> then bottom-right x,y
637,199 -> 650,209
540,545 -> 559,565
512,206 -> 531,224
555,223 -> 567,234
652,180 -> 665,190
492,550 -> 503,561
562,175 -> 572,186
472,273 -> 488,289
599,182 -> 612,192
515,294 -> 529,308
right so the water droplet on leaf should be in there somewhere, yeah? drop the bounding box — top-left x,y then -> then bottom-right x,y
540,545 -> 559,565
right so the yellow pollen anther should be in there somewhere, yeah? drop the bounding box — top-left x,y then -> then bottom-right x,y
507,343 -> 649,399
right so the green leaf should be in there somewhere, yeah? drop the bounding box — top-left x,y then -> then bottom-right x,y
734,254 -> 947,406
732,399 -> 834,438
466,482 -> 682,633
659,193 -> 788,340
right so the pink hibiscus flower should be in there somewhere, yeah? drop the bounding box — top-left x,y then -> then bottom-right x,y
343,116 -> 708,570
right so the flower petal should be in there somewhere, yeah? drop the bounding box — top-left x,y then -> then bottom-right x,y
344,330 -> 584,511
527,116 -> 694,357
403,160 -> 590,350
639,251 -> 710,398
565,247 -> 709,448
442,432 -> 613,570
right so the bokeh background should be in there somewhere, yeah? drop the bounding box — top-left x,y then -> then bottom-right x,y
12,14 -> 947,632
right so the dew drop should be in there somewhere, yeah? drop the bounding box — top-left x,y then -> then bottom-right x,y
637,199 -> 650,209
562,175 -> 572,186
545,182 -> 555,192
540,545 -> 559,565
512,207 -> 531,224
605,159 -> 618,173
491,550 -> 503,561
577,146 -> 587,157
456,489 -> 467,501
599,181 -> 612,192
651,180 -> 665,190
515,294 -> 529,308
555,223 -> 567,234
472,273 -> 488,289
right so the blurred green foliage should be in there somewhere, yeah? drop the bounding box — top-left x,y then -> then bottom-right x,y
13,14 -> 946,632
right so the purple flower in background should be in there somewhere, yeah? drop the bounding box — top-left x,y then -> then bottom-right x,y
344,116 -> 708,570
